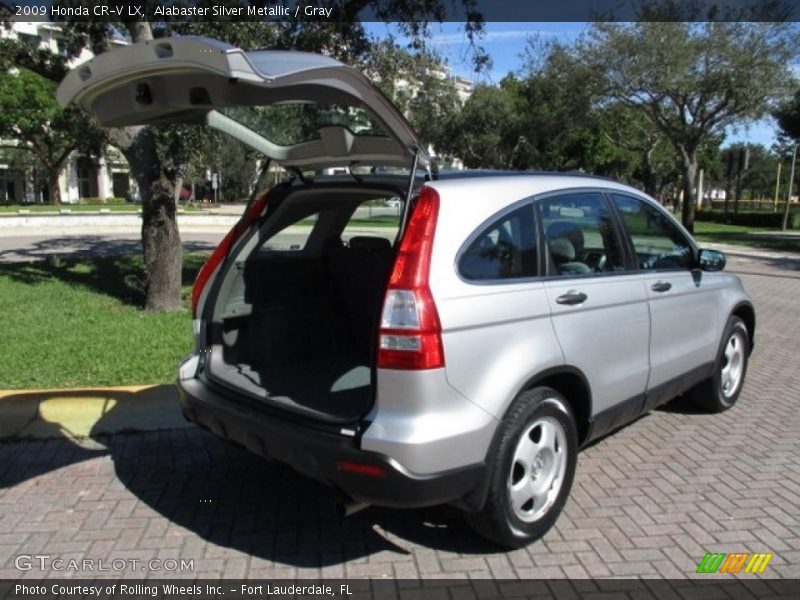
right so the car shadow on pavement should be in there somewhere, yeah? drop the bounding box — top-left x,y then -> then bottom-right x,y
655,393 -> 730,416
107,430 -> 500,562
0,387 -> 500,565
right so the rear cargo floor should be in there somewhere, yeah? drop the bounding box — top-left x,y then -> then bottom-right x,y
214,351 -> 372,423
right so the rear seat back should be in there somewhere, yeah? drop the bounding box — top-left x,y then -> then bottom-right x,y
329,236 -> 394,356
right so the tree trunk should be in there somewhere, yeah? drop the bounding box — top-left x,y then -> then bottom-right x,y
141,176 -> 182,312
642,146 -> 657,197
117,127 -> 182,312
679,147 -> 698,233
47,170 -> 61,205
119,22 -> 182,312
46,155 -> 70,205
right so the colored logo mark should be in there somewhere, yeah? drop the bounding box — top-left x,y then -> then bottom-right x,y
696,552 -> 773,574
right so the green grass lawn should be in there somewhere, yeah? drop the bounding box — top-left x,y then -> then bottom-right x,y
0,253 -> 208,389
693,222 -> 800,253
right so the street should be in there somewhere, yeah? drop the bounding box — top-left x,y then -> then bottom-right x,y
0,250 -> 798,580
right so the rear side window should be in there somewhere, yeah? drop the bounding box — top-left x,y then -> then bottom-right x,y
539,193 -> 625,276
610,194 -> 694,271
459,204 -> 537,281
256,213 -> 318,253
341,198 -> 401,246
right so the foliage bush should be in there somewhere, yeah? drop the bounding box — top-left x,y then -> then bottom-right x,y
696,209 -> 800,229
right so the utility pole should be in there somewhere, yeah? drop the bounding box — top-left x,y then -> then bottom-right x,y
782,143 -> 797,232
773,161 -> 781,213
696,169 -> 704,211
734,146 -> 750,215
724,149 -> 734,221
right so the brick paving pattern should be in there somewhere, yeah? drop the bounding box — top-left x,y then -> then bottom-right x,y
1,253 -> 798,581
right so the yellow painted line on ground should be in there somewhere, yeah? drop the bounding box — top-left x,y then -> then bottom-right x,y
0,384 -> 157,398
0,384 -> 191,440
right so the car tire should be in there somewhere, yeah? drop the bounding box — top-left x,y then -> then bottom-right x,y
687,316 -> 749,413
466,386 -> 577,548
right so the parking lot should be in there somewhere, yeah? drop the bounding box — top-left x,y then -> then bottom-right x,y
0,250 -> 798,582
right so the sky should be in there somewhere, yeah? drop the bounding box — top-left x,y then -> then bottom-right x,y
363,22 -> 782,149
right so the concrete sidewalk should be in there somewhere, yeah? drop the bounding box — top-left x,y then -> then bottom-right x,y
0,384 -> 190,441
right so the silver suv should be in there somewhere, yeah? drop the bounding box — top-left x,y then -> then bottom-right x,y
60,37 -> 755,547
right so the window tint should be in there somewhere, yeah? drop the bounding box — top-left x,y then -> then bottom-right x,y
255,197 -> 400,255
460,204 -> 537,281
341,198 -> 400,246
611,194 -> 694,271
539,193 -> 625,276
257,213 -> 319,253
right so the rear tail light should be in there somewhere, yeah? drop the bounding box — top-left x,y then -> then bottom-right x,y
191,194 -> 269,317
377,186 -> 444,370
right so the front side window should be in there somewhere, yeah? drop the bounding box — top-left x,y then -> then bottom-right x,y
610,194 -> 694,271
539,193 -> 625,276
459,204 -> 537,281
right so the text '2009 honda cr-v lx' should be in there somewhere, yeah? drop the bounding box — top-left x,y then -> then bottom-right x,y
59,36 -> 755,547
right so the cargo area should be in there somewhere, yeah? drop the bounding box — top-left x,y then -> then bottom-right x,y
206,187 -> 400,423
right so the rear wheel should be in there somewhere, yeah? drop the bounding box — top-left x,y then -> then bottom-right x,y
466,387 -> 577,548
687,316 -> 749,413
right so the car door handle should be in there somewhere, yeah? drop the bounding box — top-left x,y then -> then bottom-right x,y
556,291 -> 588,305
651,281 -> 672,293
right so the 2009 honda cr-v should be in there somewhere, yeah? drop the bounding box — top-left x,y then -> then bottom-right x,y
59,36 -> 755,547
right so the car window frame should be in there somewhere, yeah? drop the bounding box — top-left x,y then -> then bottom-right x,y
605,191 -> 699,274
455,197 -> 542,286
534,188 -> 633,281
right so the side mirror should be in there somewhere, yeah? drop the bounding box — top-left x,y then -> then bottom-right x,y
697,248 -> 726,272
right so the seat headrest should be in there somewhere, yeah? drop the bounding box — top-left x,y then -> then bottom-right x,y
348,236 -> 392,253
546,221 -> 585,248
549,237 -> 576,262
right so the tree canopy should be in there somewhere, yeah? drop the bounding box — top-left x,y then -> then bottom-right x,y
774,88 -> 800,142
0,67 -> 104,204
580,20 -> 796,230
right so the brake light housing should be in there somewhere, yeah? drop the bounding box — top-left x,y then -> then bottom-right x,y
377,186 -> 444,370
191,194 -> 269,317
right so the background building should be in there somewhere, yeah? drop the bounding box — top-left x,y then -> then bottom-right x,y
0,22 -> 135,204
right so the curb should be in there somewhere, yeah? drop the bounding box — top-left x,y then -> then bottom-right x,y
0,384 -> 192,441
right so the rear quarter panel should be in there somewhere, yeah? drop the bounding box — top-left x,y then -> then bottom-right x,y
425,179 -> 566,421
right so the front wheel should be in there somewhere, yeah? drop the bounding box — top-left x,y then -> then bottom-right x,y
687,316 -> 749,413
466,387 -> 577,548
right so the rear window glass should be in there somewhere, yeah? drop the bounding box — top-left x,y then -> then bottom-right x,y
220,104 -> 389,147
459,205 -> 537,282
252,196 -> 400,255
539,193 -> 625,276
257,213 -> 318,253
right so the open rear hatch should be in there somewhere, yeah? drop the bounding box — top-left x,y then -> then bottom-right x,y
57,36 -> 429,171
58,37 -> 428,424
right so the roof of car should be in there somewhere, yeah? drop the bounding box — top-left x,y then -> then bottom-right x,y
287,169 -> 644,199
437,169 -> 616,183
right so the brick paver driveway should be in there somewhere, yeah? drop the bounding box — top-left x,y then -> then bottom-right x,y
1,251 -> 798,581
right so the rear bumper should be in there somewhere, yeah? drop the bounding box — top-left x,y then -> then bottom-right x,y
176,376 -> 485,509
